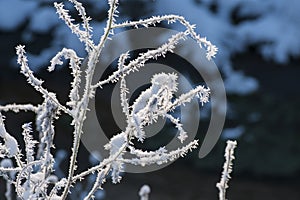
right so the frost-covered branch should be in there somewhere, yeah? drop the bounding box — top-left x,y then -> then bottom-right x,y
15,45 -> 71,116
54,2 -> 95,52
112,14 -> 218,60
48,48 -> 82,110
60,0 -> 119,199
120,140 -> 198,166
83,166 -> 110,200
216,140 -> 237,200
0,113 -> 19,158
91,31 -> 186,89
118,52 -> 130,121
0,104 -> 38,113
69,0 -> 93,52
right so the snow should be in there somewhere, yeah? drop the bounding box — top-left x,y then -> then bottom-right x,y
153,0 -> 258,94
152,0 -> 300,93
29,7 -> 59,33
104,132 -> 127,155
224,71 -> 258,95
3,134 -> 19,157
0,0 -> 38,31
0,115 -> 19,157
236,0 -> 300,63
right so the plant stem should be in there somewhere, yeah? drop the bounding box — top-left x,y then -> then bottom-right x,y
60,0 -> 117,199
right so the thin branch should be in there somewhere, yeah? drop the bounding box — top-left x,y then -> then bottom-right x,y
61,0 -> 118,199
91,31 -> 186,89
112,14 -> 218,60
0,104 -> 38,113
216,140 -> 237,200
15,45 -> 72,116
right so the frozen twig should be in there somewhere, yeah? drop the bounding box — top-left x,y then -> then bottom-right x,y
0,104 -> 38,113
216,140 -> 237,200
112,14 -> 218,60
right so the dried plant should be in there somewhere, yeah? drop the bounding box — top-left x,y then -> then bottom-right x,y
0,0 -> 218,199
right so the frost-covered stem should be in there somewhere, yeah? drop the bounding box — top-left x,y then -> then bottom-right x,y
72,140 -> 127,183
49,178 -> 67,199
54,2 -> 95,51
0,166 -> 21,173
68,0 -> 93,53
91,32 -> 186,89
112,14 -> 217,60
119,140 -> 198,166
14,153 -> 24,169
48,48 -> 82,110
15,45 -> 71,116
84,165 -> 110,200
216,140 -> 237,200
61,1 -> 118,199
118,53 -> 130,120
0,104 -> 38,113
22,124 -> 33,162
15,160 -> 43,199
165,114 -> 187,143
167,85 -> 210,111
61,123 -> 81,198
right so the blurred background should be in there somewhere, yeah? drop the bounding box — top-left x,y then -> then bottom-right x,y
0,0 -> 300,199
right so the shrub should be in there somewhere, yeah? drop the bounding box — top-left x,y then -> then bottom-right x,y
0,1 -> 237,200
